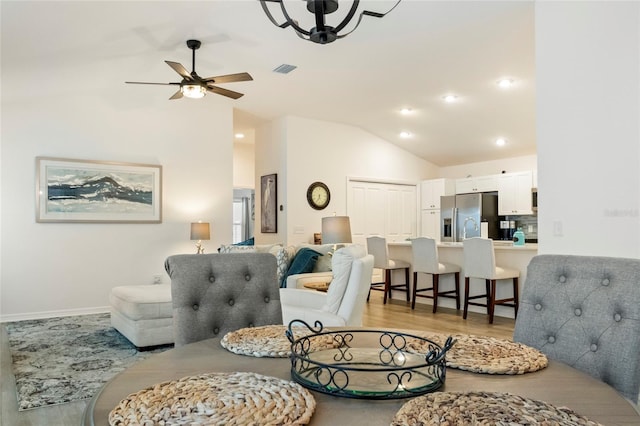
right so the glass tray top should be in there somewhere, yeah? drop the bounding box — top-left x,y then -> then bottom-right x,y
286,321 -> 455,400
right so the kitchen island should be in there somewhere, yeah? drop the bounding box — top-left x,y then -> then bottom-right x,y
386,241 -> 538,319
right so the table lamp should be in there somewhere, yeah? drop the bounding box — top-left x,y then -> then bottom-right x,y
190,222 -> 210,254
321,216 -> 352,252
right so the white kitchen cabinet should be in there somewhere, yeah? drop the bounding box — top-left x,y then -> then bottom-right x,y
456,175 -> 498,194
497,171 -> 534,215
420,178 -> 455,210
421,209 -> 441,240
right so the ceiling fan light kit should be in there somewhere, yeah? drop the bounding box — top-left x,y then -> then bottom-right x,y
259,0 -> 402,45
125,39 -> 252,100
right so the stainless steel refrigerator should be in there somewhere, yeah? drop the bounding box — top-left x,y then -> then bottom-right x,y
440,193 -> 499,242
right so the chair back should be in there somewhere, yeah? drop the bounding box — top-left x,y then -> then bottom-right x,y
463,237 -> 496,279
411,237 -> 440,274
513,254 -> 640,403
165,253 -> 282,346
366,236 -> 389,269
335,252 -> 374,326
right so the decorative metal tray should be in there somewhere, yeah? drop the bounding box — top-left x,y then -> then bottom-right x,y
286,320 -> 455,400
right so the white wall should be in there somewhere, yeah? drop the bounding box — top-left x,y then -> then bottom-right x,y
280,116 -> 439,246
254,117 -> 287,245
439,154 -> 537,183
536,1 -> 640,257
1,67 -> 234,320
233,142 -> 255,189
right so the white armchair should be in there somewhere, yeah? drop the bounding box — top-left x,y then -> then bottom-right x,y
280,245 -> 374,327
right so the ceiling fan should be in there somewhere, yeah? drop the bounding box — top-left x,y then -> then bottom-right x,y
126,39 -> 252,100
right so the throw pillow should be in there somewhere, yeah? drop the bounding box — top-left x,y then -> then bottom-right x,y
219,245 -> 256,254
297,244 -> 333,272
269,245 -> 295,286
234,237 -> 254,246
281,247 -> 322,288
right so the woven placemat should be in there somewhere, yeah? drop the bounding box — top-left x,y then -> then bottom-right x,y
392,391 -> 603,426
109,371 -> 315,426
221,325 -> 339,358
407,333 -> 548,375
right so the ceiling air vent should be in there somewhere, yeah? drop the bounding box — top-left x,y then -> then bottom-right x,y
273,64 -> 297,74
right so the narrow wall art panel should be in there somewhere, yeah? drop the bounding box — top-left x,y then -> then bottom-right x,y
260,173 -> 277,233
36,157 -> 162,223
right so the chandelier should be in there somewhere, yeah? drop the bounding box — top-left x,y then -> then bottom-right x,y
259,0 -> 402,45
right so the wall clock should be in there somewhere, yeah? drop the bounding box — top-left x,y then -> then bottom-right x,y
306,182 -> 330,210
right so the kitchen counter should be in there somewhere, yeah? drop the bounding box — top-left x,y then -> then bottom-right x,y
385,240 -> 538,320
388,241 -> 538,250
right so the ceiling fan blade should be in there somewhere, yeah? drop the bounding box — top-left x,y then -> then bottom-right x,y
165,61 -> 193,80
125,81 -> 180,85
206,85 -> 244,100
203,72 -> 253,84
169,90 -> 183,100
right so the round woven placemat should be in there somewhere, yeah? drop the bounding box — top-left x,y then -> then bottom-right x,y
407,333 -> 548,375
109,371 -> 315,426
221,325 -> 339,358
392,391 -> 603,426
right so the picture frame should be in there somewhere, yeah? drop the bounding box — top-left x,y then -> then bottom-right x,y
260,173 -> 277,233
36,157 -> 162,223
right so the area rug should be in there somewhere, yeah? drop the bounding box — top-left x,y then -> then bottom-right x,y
5,313 -> 171,411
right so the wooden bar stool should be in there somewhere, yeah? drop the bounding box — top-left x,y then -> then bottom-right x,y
462,237 -> 519,323
410,237 -> 461,312
366,236 -> 411,304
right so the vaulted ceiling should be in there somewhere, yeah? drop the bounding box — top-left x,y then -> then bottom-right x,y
1,1 -> 535,167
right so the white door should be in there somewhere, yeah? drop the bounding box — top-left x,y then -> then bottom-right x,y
348,179 -> 417,246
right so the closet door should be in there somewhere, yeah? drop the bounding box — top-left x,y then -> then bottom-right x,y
347,180 -> 417,246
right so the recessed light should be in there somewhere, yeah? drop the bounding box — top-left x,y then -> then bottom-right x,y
497,78 -> 514,89
442,94 -> 458,103
400,108 -> 413,115
235,133 -> 245,139
495,137 -> 507,146
399,131 -> 412,138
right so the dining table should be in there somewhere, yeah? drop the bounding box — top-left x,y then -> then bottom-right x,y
83,327 -> 640,426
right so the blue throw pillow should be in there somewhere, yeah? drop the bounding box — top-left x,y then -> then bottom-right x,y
234,237 -> 254,246
280,248 -> 322,287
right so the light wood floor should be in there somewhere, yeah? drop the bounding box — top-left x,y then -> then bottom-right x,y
0,294 -> 514,426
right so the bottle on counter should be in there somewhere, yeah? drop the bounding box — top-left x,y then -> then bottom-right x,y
513,227 -> 526,246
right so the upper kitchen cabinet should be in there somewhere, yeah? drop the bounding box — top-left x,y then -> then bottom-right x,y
456,175 -> 498,194
420,178 -> 455,210
497,171 -> 534,215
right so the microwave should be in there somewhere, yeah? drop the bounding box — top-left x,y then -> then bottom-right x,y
532,187 -> 538,213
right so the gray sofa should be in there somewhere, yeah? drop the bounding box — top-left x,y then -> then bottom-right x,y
513,254 -> 640,405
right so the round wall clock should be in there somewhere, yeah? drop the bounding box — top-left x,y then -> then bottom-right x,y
306,182 -> 330,210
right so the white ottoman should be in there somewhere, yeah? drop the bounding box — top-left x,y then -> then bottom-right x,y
110,284 -> 174,348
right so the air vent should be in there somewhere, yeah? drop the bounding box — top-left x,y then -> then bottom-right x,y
273,64 -> 297,74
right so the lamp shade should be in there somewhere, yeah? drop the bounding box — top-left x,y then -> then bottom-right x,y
190,222 -> 210,240
321,216 -> 352,245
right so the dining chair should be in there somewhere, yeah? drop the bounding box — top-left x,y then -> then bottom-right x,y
165,252 -> 282,346
366,236 -> 411,304
462,237 -> 519,324
513,254 -> 640,405
410,237 -> 461,312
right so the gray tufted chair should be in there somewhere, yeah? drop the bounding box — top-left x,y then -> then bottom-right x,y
165,253 -> 282,347
513,254 -> 640,404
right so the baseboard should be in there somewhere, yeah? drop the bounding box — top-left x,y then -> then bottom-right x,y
0,306 -> 110,323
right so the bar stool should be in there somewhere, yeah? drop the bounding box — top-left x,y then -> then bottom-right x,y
462,237 -> 519,324
410,237 -> 461,312
366,236 -> 411,304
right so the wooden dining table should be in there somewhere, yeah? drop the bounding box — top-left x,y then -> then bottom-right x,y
83,328 -> 640,426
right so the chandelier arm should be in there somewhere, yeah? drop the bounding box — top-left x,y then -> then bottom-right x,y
259,0 -> 311,36
331,0 -> 360,33
279,1 -> 312,36
335,0 -> 402,38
